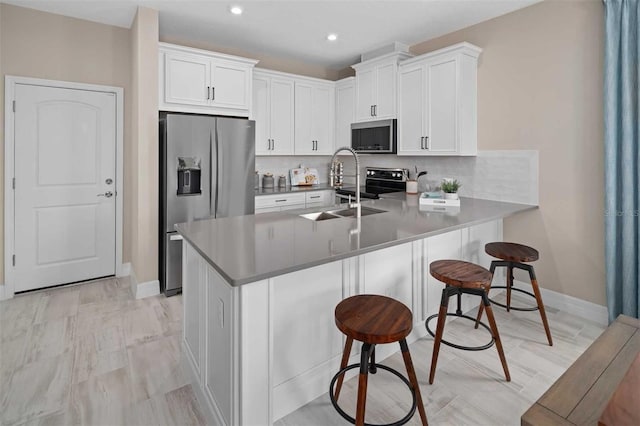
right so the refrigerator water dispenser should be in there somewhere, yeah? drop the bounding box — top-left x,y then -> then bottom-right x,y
177,157 -> 201,195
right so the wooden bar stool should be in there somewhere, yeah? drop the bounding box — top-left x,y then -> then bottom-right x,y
427,260 -> 510,384
475,242 -> 553,346
329,294 -> 428,426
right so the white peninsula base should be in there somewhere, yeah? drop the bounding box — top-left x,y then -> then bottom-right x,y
181,219 -> 503,425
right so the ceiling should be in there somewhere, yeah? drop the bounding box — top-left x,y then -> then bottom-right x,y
2,0 -> 541,70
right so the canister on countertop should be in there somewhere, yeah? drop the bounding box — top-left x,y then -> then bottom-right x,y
262,172 -> 274,189
277,175 -> 287,188
255,171 -> 260,189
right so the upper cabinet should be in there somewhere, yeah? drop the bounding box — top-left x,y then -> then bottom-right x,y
253,70 -> 295,156
352,52 -> 413,122
294,80 -> 335,155
398,43 -> 481,156
335,77 -> 355,149
159,43 -> 259,117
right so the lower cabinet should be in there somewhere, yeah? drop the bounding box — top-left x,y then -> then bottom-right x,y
255,190 -> 334,214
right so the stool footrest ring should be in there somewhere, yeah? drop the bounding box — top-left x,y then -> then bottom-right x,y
329,363 -> 417,426
425,313 -> 495,351
488,286 -> 540,312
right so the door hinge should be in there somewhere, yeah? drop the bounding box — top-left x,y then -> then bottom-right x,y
12,100 -> 16,112
12,254 -> 15,266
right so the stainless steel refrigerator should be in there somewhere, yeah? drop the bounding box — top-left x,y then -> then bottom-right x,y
160,113 -> 255,296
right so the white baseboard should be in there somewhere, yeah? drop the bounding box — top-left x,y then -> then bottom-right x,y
117,262 -> 131,277
129,266 -> 160,299
514,280 -> 608,327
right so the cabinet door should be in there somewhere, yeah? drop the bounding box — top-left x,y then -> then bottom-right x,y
270,79 -> 295,155
294,83 -> 314,155
335,80 -> 355,148
426,58 -> 458,153
355,67 -> 376,122
398,65 -> 425,155
311,85 -> 333,155
164,52 -> 210,107
375,62 -> 396,119
253,76 -> 271,155
211,60 -> 250,110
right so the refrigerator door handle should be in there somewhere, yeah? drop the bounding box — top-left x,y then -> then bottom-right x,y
213,125 -> 220,217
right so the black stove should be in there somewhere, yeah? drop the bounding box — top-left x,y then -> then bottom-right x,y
335,167 -> 408,200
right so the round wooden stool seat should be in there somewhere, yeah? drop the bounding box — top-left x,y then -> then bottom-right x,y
485,242 -> 539,263
335,294 -> 413,345
429,260 -> 492,289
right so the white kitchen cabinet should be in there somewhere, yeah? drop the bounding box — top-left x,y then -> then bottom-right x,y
398,42 -> 481,156
254,192 -> 306,214
253,70 -> 295,155
352,52 -> 412,122
159,43 -> 258,116
255,190 -> 334,214
335,77 -> 355,149
304,190 -> 334,208
294,81 -> 334,155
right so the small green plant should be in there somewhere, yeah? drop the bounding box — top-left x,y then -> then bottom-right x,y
441,179 -> 461,193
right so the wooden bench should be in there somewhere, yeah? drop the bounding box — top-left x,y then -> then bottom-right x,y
521,315 -> 640,426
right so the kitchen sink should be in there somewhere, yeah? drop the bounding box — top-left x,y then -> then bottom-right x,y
299,211 -> 341,221
328,207 -> 387,217
299,207 -> 387,221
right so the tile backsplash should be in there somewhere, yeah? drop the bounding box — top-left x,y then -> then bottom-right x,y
256,150 -> 538,205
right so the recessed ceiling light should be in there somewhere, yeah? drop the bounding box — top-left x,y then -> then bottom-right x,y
230,6 -> 243,15
327,33 -> 338,41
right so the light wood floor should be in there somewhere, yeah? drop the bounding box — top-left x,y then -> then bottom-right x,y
1,277 -> 604,426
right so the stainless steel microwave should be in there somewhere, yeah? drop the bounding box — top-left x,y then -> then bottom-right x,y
351,119 -> 397,154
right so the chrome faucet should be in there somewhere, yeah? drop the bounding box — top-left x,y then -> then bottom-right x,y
330,147 -> 361,218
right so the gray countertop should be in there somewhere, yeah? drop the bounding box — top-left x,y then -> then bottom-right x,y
176,197 -> 536,286
254,183 -> 334,196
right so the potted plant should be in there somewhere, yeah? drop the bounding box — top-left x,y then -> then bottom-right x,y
441,179 -> 461,200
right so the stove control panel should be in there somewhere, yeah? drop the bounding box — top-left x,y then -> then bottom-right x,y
365,167 -> 408,182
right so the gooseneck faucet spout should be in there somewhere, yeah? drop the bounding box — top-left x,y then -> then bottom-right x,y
330,147 -> 361,218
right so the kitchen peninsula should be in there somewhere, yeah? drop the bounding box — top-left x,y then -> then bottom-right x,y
175,196 -> 535,425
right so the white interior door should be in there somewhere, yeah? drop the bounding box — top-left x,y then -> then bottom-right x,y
13,84 -> 117,292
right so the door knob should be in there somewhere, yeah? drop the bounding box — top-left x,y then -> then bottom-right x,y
97,191 -> 113,198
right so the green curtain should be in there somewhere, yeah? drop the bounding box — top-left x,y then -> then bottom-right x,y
604,0 -> 639,322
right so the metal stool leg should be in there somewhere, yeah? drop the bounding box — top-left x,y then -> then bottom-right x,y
482,291 -> 511,381
506,264 -> 513,312
334,336 -> 353,401
428,288 -> 451,384
527,266 -> 553,346
355,343 -> 372,426
400,339 -> 428,426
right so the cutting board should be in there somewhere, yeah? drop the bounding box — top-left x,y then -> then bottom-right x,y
289,167 -> 319,186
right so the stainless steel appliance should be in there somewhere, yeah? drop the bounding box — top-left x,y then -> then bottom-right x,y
335,167 -> 407,203
351,119 -> 397,153
160,113 -> 255,296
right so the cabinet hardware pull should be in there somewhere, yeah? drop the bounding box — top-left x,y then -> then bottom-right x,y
310,195 -> 320,199
374,105 -> 377,116
370,105 -> 374,116
272,139 -> 275,150
212,86 -> 215,100
425,136 -> 430,150
206,86 -> 210,100
275,199 -> 287,202
420,136 -> 425,149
